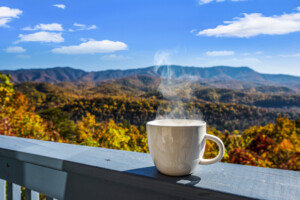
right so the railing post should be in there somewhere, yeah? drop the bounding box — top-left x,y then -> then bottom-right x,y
7,182 -> 21,200
0,179 -> 5,200
25,189 -> 39,200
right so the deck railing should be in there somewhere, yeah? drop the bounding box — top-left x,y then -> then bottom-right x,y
0,135 -> 299,200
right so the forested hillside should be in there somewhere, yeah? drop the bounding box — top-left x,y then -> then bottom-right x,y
14,76 -> 300,132
1,72 -> 299,171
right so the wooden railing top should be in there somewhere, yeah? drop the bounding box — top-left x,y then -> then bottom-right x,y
0,135 -> 299,200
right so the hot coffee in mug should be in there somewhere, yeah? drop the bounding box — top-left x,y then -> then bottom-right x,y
147,119 -> 225,176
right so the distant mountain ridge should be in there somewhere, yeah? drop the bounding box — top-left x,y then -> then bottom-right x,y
0,67 -> 87,83
1,65 -> 300,90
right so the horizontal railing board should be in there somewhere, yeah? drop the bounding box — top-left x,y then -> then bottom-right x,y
0,135 -> 299,200
0,155 -> 67,199
62,159 -> 247,200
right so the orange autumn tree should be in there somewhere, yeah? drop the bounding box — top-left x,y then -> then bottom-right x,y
228,118 -> 299,170
240,118 -> 299,169
203,117 -> 299,170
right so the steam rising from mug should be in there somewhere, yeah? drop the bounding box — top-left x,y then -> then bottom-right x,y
153,51 -> 203,121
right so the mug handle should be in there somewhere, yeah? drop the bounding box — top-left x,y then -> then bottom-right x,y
199,134 -> 225,165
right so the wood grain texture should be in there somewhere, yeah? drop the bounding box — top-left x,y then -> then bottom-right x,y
0,135 -> 299,200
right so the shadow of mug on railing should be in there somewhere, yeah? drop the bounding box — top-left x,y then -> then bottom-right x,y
125,166 -> 201,186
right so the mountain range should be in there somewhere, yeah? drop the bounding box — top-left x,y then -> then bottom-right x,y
1,65 -> 300,90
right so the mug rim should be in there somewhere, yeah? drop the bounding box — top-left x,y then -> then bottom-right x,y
147,119 -> 206,127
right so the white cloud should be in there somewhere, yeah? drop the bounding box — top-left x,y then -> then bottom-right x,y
0,7 -> 22,27
255,51 -> 263,55
280,53 -> 300,57
0,18 -> 11,27
80,38 -> 88,42
53,4 -> 66,10
87,25 -> 97,30
51,40 -> 128,54
23,23 -> 64,31
205,50 -> 235,56
198,0 -> 213,5
4,46 -> 26,53
73,22 -> 97,31
198,9 -> 300,37
73,23 -> 85,28
18,31 -> 64,43
101,54 -> 130,60
198,0 -> 245,5
190,29 -> 197,33
0,7 -> 22,18
79,38 -> 95,42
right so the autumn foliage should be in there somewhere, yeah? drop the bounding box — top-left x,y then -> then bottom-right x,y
204,117 -> 300,170
1,73 -> 299,170
74,113 -> 148,152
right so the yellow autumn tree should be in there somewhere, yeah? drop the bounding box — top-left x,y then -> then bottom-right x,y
97,119 -> 148,152
75,113 -> 148,152
0,73 -> 61,141
75,112 -> 98,143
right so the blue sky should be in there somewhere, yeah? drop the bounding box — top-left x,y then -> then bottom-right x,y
0,0 -> 300,76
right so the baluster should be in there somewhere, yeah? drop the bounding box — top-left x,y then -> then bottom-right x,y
25,189 -> 39,200
45,197 -> 57,200
7,182 -> 21,200
0,179 -> 5,200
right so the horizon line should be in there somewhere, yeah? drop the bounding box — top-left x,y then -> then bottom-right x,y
0,65 -> 298,77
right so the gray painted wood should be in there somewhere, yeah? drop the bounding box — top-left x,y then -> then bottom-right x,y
13,184 -> 21,200
25,189 -> 39,200
46,197 -> 58,200
0,179 -> 5,200
0,135 -> 299,200
0,155 -> 67,199
7,182 -> 21,200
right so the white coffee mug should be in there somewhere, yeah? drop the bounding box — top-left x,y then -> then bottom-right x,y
147,119 -> 225,176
